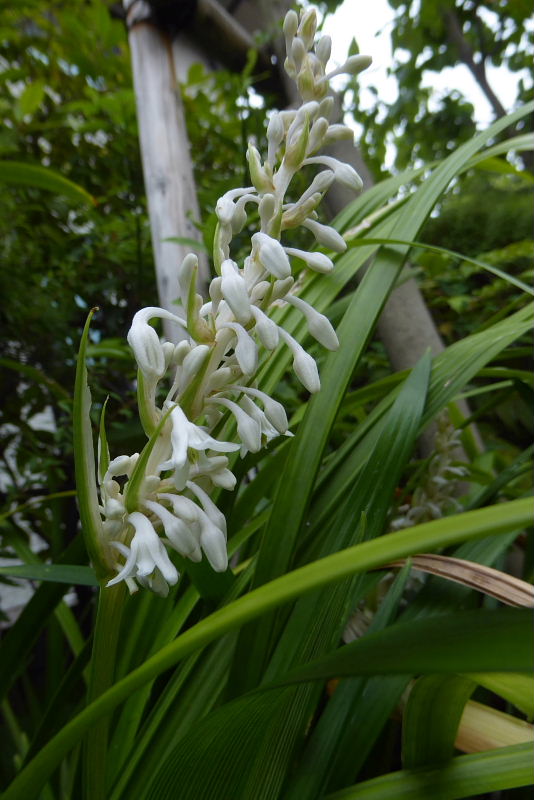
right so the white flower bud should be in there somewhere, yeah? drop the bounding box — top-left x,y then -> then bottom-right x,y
187,481 -> 227,537
283,9 -> 299,42
316,35 -> 332,67
298,170 -> 335,205
251,306 -> 280,350
247,143 -> 272,193
271,277 -> 294,301
180,344 -> 210,388
209,397 -> 262,454
297,8 -> 317,50
218,322 -> 257,375
127,307 -> 186,379
177,253 -> 198,305
327,54 -> 372,79
308,117 -> 329,154
199,517 -> 228,572
291,37 -> 306,70
278,328 -> 320,393
259,193 -> 277,230
285,294 -> 339,350
304,156 -> 363,192
144,499 -> 201,562
249,280 -> 271,303
220,259 -> 253,325
205,366 -> 236,393
267,113 -> 285,166
324,124 -> 354,145
302,218 -> 347,253
282,193 -> 322,228
215,195 -> 236,226
284,246 -> 334,274
173,340 -> 191,366
318,96 -> 334,120
252,232 -> 291,279
234,385 -> 288,434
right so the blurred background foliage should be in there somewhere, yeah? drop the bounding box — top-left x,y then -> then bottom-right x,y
0,0 -> 532,606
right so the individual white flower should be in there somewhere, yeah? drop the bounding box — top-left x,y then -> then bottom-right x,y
301,218 -> 347,253
128,307 -> 187,379
107,511 -> 179,590
220,259 -> 253,325
251,232 -> 292,279
251,306 -> 280,350
304,156 -> 363,192
278,328 -> 321,393
217,322 -> 258,375
144,499 -> 202,562
208,396 -> 262,454
186,481 -> 227,537
158,405 -> 240,490
326,54 -> 372,79
284,246 -> 334,274
179,344 -> 210,389
198,515 -> 228,572
266,113 -> 285,166
285,294 -> 339,350
189,452 -> 237,490
231,385 -> 289,433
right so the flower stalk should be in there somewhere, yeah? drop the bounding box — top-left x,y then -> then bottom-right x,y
81,6 -> 370,596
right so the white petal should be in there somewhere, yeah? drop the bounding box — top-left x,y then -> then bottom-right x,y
285,295 -> 339,350
233,385 -> 288,434
180,344 -> 210,387
251,306 -> 280,350
128,512 -> 179,585
284,247 -> 334,274
219,322 -> 257,375
252,232 -> 291,279
127,307 -> 186,378
144,499 -> 200,561
220,259 -> 253,325
186,481 -> 227,537
279,329 -> 320,393
199,518 -> 228,572
302,218 -> 347,253
209,397 -> 262,453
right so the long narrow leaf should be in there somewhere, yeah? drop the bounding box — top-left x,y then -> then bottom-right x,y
3,498 -> 531,800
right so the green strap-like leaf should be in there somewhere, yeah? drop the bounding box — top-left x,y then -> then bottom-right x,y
3,498 -> 531,800
325,742 -> 534,799
401,675 -> 477,768
279,608 -> 533,684
0,160 -> 95,205
73,309 -> 108,581
0,563 -> 98,586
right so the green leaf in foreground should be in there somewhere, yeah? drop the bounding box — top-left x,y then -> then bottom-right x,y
0,160 -> 95,205
3,498 -> 531,800
0,564 -> 98,586
326,742 -> 534,799
73,308 -> 108,581
279,608 -> 533,683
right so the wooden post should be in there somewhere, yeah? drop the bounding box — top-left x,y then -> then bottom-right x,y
123,0 -> 209,341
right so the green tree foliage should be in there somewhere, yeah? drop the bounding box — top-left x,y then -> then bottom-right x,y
348,0 -> 533,176
0,0 -> 154,555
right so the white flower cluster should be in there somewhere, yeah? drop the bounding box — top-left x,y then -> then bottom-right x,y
390,415 -> 468,531
100,7 -> 370,595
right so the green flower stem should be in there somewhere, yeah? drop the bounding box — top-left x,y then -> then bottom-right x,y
83,582 -> 126,800
3,497 -> 531,800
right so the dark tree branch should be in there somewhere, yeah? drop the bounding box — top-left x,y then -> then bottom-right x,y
442,7 -> 506,118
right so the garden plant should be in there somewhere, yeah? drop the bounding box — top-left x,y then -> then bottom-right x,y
1,3 -> 533,800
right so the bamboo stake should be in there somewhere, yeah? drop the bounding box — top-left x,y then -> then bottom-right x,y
123,0 -> 209,341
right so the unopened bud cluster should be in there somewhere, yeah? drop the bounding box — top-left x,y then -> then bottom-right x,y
99,7 -> 370,595
390,415 -> 468,531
